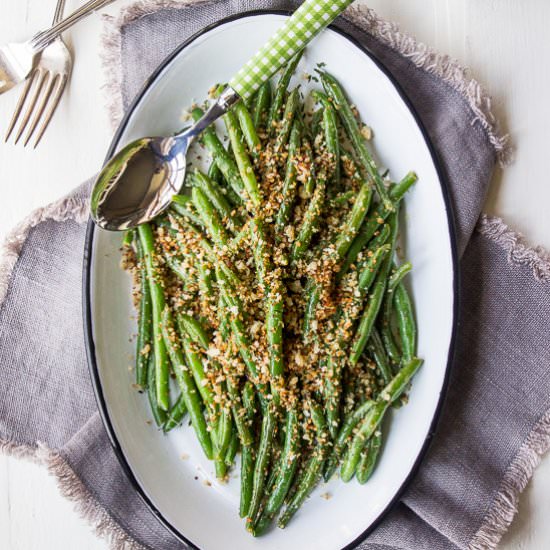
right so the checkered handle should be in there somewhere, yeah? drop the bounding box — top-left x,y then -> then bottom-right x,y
229,0 -> 353,100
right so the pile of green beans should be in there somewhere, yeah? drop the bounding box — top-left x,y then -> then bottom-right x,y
121,56 -> 423,536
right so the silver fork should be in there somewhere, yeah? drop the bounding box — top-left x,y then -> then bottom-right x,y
3,0 -> 115,147
5,0 -> 69,147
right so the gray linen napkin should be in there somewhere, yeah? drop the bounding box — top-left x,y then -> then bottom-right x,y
1,1 -> 548,549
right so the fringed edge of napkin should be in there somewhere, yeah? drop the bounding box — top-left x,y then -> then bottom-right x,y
478,215 -> 550,282
0,438 -> 144,550
470,409 -> 550,549
99,0 -> 511,165
466,216 -> 550,549
0,195 -> 89,305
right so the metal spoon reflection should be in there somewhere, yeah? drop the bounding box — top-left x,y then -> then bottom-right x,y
90,87 -> 239,231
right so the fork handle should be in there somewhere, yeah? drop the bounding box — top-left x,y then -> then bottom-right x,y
52,0 -> 67,25
31,0 -> 115,52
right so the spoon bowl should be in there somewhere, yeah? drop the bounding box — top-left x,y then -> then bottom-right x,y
90,134 -> 191,230
91,86 -> 241,230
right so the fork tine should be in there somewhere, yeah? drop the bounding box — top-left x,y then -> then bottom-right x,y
32,73 -> 67,148
14,69 -> 48,145
4,70 -> 38,142
23,71 -> 55,147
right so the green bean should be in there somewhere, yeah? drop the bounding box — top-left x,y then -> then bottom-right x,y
277,402 -> 328,529
217,267 -> 265,395
208,159 -> 224,186
275,87 -> 300,152
192,171 -> 241,230
334,183 -> 373,258
302,129 -> 316,196
394,282 -> 416,364
340,401 -> 386,482
381,357 -> 423,402
223,109 -> 261,206
192,187 -> 229,247
242,380 -> 258,420
376,212 -> 401,362
225,428 -> 239,466
341,358 -> 423,481
135,237 -> 152,390
388,262 -> 413,293
323,399 -> 374,481
389,171 -> 418,202
234,101 -> 261,157
192,107 -> 245,201
163,392 -> 187,432
310,108 -> 323,139
358,244 -> 391,293
331,190 -> 355,207
161,249 -> 189,284
277,449 -> 324,529
228,223 -> 249,255
181,335 -> 215,407
177,313 -> 210,350
378,262 -> 412,354
240,443 -> 255,518
170,195 -> 205,228
215,454 -> 227,480
302,280 -> 321,341
253,408 -> 299,535
337,223 -> 390,283
252,81 -> 271,132
309,398 -> 328,437
227,378 -> 254,447
275,120 -> 301,233
137,224 -> 170,411
323,357 -> 342,442
338,170 -> 416,281
380,319 -> 401,366
323,237 -> 385,430
367,224 -> 391,255
312,90 -> 340,188
356,431 -> 382,484
268,51 -> 303,134
217,400 -> 233,455
265,450 -> 282,495
250,218 -> 284,384
350,275 -> 387,365
247,404 -> 277,525
291,174 -> 326,261
170,214 -> 240,288
122,229 -> 134,248
368,327 -> 392,385
320,71 -> 392,211
146,352 -> 167,427
160,307 -> 213,459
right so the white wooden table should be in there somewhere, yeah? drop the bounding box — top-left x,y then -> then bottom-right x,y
1,1 -> 549,548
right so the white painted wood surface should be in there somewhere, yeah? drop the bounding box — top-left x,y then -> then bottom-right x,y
0,1 -> 548,548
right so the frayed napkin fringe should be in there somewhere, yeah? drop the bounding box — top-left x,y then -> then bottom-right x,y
345,5 -> 511,166
0,438 -> 146,550
99,0 -> 511,165
0,196 -> 89,305
469,408 -> 550,549
100,0 -> 216,130
478,215 -> 550,282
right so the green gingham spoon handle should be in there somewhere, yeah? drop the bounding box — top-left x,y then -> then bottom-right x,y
228,0 -> 354,100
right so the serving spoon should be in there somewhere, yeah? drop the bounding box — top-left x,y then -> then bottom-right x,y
90,0 -> 354,231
